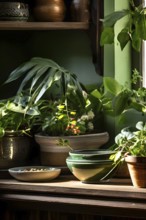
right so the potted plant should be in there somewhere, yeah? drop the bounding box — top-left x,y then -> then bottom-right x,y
100,0 -> 146,52
0,97 -> 39,169
4,57 -> 109,171
33,94 -> 109,169
99,0 -> 146,178
110,121 -> 146,188
34,72 -> 146,170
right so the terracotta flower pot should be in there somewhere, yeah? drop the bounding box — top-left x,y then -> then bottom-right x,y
125,156 -> 146,188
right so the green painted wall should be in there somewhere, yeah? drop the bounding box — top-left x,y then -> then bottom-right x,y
0,30 -> 102,99
103,0 -> 132,144
104,0 -> 131,87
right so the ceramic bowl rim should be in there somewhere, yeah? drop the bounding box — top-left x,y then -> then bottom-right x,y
69,149 -> 115,156
66,157 -> 113,164
9,166 -> 61,173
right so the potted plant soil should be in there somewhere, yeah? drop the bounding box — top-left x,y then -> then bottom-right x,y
110,121 -> 146,187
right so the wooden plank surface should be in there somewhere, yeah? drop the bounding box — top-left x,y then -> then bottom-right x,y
1,176 -> 146,218
0,176 -> 146,200
0,22 -> 89,30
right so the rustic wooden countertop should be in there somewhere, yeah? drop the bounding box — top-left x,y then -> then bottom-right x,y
0,176 -> 146,218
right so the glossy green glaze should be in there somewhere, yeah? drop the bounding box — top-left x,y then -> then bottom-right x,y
66,157 -> 114,183
69,149 -> 114,160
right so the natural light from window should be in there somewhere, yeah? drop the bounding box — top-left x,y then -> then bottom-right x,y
142,0 -> 146,87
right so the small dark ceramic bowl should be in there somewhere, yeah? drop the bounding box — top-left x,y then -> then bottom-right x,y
69,149 -> 114,160
66,157 -> 114,183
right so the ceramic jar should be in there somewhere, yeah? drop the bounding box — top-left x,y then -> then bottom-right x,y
0,131 -> 32,169
0,2 -> 29,21
33,0 -> 66,22
70,0 -> 89,22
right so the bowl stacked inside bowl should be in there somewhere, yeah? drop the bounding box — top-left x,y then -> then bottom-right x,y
66,149 -> 115,183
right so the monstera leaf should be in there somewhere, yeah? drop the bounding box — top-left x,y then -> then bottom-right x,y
4,57 -> 86,108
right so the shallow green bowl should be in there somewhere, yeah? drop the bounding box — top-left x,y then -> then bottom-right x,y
69,149 -> 114,160
66,157 -> 114,183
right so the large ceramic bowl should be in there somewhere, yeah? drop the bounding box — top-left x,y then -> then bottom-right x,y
66,157 -> 114,183
69,149 -> 114,160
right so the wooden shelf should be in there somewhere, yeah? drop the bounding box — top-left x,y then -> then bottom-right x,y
0,0 -> 103,74
0,177 -> 146,218
0,21 -> 89,31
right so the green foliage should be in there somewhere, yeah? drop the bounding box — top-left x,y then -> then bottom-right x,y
0,98 -> 39,137
103,77 -> 123,95
100,1 -> 146,52
100,10 -> 129,27
3,57 -> 104,137
35,97 -> 96,136
4,57 -> 86,108
100,27 -> 114,46
110,121 -> 146,165
100,76 -> 146,116
2,57 -> 146,138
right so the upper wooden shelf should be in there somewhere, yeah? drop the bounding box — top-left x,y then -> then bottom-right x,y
0,21 -> 89,31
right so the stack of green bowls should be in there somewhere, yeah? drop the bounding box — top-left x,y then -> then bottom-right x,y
66,149 -> 115,183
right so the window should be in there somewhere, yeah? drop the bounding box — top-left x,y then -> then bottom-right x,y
142,42 -> 146,87
142,0 -> 146,87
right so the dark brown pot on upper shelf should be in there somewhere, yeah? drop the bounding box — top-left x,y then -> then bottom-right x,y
33,0 -> 66,22
125,156 -> 146,188
70,0 -> 89,22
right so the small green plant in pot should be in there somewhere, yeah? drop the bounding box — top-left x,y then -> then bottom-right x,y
110,121 -> 146,188
0,98 -> 39,137
0,97 -> 39,169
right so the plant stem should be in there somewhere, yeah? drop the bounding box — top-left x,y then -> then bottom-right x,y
129,0 -> 135,8
64,98 -> 71,126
